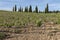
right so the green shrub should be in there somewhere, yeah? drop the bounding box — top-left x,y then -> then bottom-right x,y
56,20 -> 60,24
4,23 -> 14,28
37,21 -> 42,27
0,33 -> 7,40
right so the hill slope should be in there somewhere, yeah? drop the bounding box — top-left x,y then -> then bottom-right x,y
0,11 -> 60,27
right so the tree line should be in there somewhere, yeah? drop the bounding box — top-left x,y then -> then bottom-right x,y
13,4 -> 59,13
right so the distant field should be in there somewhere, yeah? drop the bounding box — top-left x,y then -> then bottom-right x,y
0,11 -> 60,27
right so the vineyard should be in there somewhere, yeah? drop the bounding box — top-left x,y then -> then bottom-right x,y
0,11 -> 60,27
0,11 -> 60,40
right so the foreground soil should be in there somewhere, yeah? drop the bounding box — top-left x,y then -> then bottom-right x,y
0,22 -> 60,40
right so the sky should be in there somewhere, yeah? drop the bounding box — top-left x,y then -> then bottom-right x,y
0,0 -> 60,11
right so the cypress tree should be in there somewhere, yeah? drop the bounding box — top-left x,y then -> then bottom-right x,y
18,6 -> 22,12
15,5 -> 17,12
25,6 -> 28,12
29,5 -> 32,12
21,8 -> 23,12
13,7 -> 14,12
35,6 -> 38,13
45,3 -> 49,13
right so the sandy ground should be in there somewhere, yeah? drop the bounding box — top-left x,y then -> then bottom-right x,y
2,22 -> 60,40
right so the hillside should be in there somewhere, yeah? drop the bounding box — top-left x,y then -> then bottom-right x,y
0,11 -> 60,27
0,11 -> 60,40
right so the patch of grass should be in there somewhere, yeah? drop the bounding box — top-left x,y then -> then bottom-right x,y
56,20 -> 60,24
0,33 -> 7,40
0,11 -> 60,27
37,21 -> 42,27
